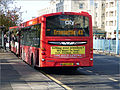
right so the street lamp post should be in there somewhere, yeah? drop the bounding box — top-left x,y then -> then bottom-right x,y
116,0 -> 119,55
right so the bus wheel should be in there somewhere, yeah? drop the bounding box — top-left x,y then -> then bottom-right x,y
31,54 -> 35,68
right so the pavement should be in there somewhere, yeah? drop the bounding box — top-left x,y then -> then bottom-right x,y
93,50 -> 120,58
0,50 -> 65,90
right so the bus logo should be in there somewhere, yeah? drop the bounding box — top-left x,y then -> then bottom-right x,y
65,20 -> 74,25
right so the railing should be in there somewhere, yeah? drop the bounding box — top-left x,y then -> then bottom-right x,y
93,39 -> 120,54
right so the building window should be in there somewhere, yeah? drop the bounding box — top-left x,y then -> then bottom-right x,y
96,13 -> 97,17
56,8 -> 58,12
102,13 -> 105,16
102,3 -> 105,8
102,22 -> 104,25
101,22 -> 105,27
60,0 -> 64,2
109,21 -> 113,26
109,11 -> 113,17
106,12 -> 108,17
109,2 -> 114,7
79,3 -> 84,9
95,21 -> 97,26
95,3 -> 98,8
106,3 -> 108,8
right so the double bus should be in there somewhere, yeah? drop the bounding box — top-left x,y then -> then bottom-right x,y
11,12 -> 93,68
9,26 -> 20,55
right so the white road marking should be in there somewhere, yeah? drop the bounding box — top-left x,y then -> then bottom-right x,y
86,70 -> 93,73
108,78 -> 118,82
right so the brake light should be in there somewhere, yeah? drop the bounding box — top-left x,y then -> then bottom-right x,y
41,48 -> 46,51
90,58 -> 93,61
90,48 -> 93,51
42,59 -> 45,61
90,48 -> 93,54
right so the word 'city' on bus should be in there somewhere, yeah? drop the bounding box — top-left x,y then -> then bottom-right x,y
9,12 -> 93,68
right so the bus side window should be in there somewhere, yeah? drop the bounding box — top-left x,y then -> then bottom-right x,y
34,24 -> 41,48
31,24 -> 41,48
20,24 -> 41,47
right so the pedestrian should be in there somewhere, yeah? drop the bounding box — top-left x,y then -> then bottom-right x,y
4,34 -> 8,50
11,34 -> 16,41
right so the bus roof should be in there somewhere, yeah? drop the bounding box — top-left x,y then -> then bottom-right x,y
21,12 -> 91,27
41,12 -> 91,17
9,26 -> 19,30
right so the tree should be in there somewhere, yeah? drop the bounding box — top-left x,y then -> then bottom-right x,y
0,0 -> 22,32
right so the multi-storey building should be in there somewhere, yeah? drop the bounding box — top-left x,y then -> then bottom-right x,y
38,0 -> 57,16
94,0 -> 105,30
105,0 -> 120,39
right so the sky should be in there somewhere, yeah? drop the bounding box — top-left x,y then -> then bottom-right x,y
13,0 -> 50,22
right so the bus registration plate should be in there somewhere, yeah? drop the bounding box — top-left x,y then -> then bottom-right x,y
61,63 -> 74,66
51,46 -> 85,58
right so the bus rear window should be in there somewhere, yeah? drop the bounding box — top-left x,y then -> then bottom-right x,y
46,15 -> 89,36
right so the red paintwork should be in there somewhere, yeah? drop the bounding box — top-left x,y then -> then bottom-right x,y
10,12 -> 93,67
9,26 -> 19,55
9,26 -> 19,30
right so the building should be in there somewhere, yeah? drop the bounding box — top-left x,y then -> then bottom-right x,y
105,0 -> 120,39
38,0 -> 57,16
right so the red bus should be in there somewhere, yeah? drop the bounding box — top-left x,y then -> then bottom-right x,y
9,26 -> 20,55
15,12 -> 93,67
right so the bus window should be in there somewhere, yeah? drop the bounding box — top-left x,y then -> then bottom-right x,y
20,24 -> 41,48
46,15 -> 89,36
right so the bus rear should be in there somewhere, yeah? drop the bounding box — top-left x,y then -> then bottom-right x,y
40,12 -> 93,67
9,26 -> 19,55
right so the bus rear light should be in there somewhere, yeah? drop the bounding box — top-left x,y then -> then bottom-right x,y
41,48 -> 46,51
42,59 -> 45,61
90,48 -> 93,51
41,52 -> 45,55
90,58 -> 93,61
76,63 -> 80,65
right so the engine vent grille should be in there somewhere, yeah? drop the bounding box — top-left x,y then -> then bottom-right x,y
48,41 -> 87,46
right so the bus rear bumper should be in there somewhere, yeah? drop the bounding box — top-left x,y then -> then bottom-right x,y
40,58 -> 93,67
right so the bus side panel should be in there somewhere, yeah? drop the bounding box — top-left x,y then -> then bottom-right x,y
21,45 -> 39,67
10,41 -> 19,55
15,42 -> 19,55
29,47 -> 39,66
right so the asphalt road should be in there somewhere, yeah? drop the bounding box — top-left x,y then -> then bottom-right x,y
40,54 -> 120,90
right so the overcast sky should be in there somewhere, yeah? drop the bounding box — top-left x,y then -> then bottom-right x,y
14,0 -> 50,22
